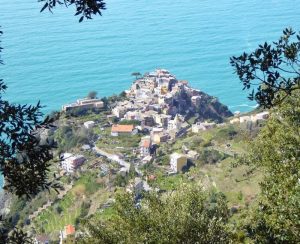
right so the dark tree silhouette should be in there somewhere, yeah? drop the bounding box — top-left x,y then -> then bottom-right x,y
0,1 -> 107,242
39,0 -> 106,22
0,28 -> 59,243
131,72 -> 142,80
87,91 -> 97,99
230,28 -> 300,108
0,29 -> 58,199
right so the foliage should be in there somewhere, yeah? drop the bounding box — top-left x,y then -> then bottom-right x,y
239,91 -> 300,243
55,125 -> 94,152
107,93 -> 127,104
75,201 -> 91,225
114,164 -> 136,187
230,28 -> 300,108
87,91 -> 97,99
113,174 -> 129,187
80,186 -> 231,244
75,172 -> 103,195
0,228 -> 33,244
0,29 -> 58,199
34,192 -> 80,234
198,149 -> 228,164
118,119 -> 141,126
39,0 -> 106,22
131,72 -> 142,80
215,126 -> 238,141
96,129 -> 141,154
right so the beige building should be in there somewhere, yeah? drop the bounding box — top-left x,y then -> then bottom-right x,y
151,127 -> 169,144
192,122 -> 216,133
168,114 -> 182,131
111,124 -> 135,136
140,136 -> 151,157
62,98 -> 104,112
170,153 -> 188,172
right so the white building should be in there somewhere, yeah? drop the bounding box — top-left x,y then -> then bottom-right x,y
84,121 -> 95,129
112,107 -> 126,118
230,111 -> 269,124
168,114 -> 182,131
239,116 -> 251,123
140,136 -> 151,157
192,122 -> 216,133
170,153 -> 188,173
191,95 -> 201,106
252,111 -> 269,121
61,154 -> 86,173
62,98 -> 104,112
230,118 -> 240,124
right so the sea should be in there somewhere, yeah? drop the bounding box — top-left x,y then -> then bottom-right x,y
1,0 -> 300,187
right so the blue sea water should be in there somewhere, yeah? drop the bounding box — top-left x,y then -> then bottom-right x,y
0,0 -> 300,187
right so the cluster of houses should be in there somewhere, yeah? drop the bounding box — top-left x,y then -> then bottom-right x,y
107,69 -> 205,167
191,121 -> 216,133
110,69 -> 201,140
230,111 -> 269,124
106,69 -> 248,174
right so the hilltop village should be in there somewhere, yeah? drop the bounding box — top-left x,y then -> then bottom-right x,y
3,69 -> 270,243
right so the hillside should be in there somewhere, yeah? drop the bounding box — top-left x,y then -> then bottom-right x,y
2,70 -> 267,243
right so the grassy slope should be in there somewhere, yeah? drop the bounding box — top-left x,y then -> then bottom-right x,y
153,122 -> 262,208
31,112 -> 264,237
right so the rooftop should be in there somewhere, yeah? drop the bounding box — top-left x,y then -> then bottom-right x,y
171,152 -> 186,159
65,224 -> 75,235
142,140 -> 151,148
111,124 -> 134,133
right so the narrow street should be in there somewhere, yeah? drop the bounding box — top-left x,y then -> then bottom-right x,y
93,146 -> 142,176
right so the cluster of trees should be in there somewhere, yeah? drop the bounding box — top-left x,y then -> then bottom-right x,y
55,124 -> 95,152
198,149 -> 228,165
237,90 -> 300,242
113,163 -> 136,187
80,186 -> 231,243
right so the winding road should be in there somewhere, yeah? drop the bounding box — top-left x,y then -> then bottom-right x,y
93,146 -> 142,176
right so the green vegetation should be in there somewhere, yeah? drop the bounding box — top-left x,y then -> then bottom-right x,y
33,171 -> 104,236
87,91 -> 97,99
154,174 -> 186,191
231,27 -> 300,108
55,125 -> 92,152
198,149 -> 228,164
96,128 -> 141,154
34,193 -> 80,234
118,119 -> 141,126
2,28 -> 300,243
234,91 -> 300,242
80,186 -> 231,244
74,172 -> 104,195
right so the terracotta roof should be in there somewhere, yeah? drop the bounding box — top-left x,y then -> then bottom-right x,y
111,124 -> 134,133
65,224 -> 75,235
148,175 -> 156,180
142,140 -> 151,148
